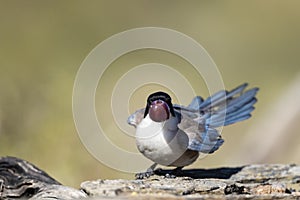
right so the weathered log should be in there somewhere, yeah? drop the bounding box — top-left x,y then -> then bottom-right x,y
0,156 -> 86,199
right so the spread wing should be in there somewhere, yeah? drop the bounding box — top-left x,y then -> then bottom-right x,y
175,83 -> 259,154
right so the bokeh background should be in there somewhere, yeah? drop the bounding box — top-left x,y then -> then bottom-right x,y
1,1 -> 300,187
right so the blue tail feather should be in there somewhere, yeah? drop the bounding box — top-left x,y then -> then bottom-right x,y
199,90 -> 226,110
202,84 -> 258,127
187,96 -> 203,110
199,83 -> 249,111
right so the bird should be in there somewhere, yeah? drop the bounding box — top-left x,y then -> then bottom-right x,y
127,83 -> 259,179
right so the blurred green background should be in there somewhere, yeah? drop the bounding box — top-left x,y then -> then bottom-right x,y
1,1 -> 300,187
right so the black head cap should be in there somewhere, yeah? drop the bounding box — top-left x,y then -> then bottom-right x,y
144,91 -> 175,118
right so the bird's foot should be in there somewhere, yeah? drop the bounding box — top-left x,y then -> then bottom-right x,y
164,173 -> 177,179
164,167 -> 183,179
135,163 -> 157,179
135,169 -> 154,179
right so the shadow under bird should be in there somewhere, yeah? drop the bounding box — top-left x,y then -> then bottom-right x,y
127,83 -> 259,179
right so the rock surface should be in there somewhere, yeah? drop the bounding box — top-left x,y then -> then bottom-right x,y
81,164 -> 300,199
1,156 -> 300,199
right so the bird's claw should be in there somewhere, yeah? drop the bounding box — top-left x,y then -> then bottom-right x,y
164,167 -> 183,178
135,170 -> 154,179
135,163 -> 158,179
164,173 -> 177,179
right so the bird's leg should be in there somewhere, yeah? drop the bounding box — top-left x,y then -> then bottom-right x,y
173,166 -> 184,175
165,166 -> 184,178
135,163 -> 157,179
